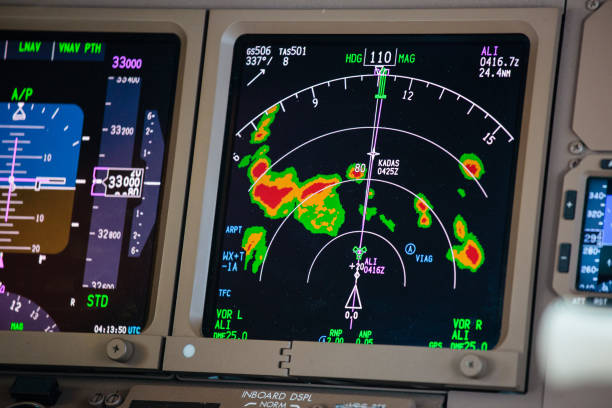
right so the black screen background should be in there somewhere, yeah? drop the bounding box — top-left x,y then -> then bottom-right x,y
203,34 -> 530,348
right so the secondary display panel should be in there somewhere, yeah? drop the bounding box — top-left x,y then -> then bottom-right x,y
203,35 -> 529,349
577,177 -> 612,293
0,32 -> 179,334
554,155 -> 612,302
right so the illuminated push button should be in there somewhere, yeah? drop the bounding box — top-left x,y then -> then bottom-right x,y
600,159 -> 612,169
106,338 -> 134,362
558,243 -> 571,273
459,354 -> 487,378
563,190 -> 577,220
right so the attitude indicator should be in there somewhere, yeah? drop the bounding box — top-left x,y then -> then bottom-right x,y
0,102 -> 83,254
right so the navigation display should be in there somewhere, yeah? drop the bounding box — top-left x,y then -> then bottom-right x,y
577,178 -> 612,293
0,32 -> 179,333
204,35 -> 529,349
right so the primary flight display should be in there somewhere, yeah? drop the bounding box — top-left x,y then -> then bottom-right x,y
204,34 -> 529,349
0,32 -> 179,333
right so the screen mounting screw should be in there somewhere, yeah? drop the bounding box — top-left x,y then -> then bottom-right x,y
569,158 -> 582,169
459,354 -> 487,378
106,338 -> 134,362
568,140 -> 585,155
586,0 -> 600,10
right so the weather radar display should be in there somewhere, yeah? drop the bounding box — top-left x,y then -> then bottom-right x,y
204,35 -> 529,349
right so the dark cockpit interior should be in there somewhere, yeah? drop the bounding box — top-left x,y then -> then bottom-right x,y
0,1 -> 611,407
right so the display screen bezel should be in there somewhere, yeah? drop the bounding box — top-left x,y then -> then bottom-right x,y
166,8 -> 560,392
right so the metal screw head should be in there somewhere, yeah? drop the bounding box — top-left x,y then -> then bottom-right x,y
569,140 -> 585,155
106,338 -> 134,362
586,0 -> 600,10
569,158 -> 582,169
459,354 -> 487,378
88,393 -> 105,407
103,393 -> 123,408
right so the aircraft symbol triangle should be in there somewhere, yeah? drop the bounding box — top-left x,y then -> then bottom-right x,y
345,284 -> 363,310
